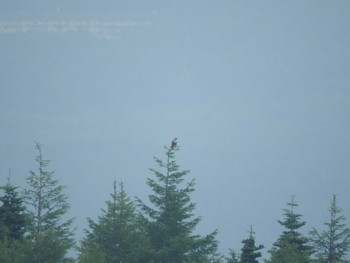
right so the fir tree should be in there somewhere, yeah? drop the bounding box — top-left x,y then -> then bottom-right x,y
267,195 -> 312,263
0,181 -> 26,241
79,181 -> 148,263
0,179 -> 28,263
239,226 -> 263,263
138,144 -> 219,262
310,195 -> 350,263
23,142 -> 74,263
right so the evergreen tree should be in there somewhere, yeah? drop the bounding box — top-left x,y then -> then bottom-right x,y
0,180 -> 28,263
267,195 -> 312,263
239,226 -> 263,263
310,195 -> 350,263
23,142 -> 74,263
0,181 -> 26,241
78,181 -> 148,263
138,144 -> 220,262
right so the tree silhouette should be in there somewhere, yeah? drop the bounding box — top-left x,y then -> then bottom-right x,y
138,144 -> 220,262
239,226 -> 263,263
79,181 -> 148,263
310,195 -> 350,263
24,142 -> 74,263
267,195 -> 312,263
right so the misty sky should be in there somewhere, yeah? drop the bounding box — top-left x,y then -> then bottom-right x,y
1,1 -> 350,259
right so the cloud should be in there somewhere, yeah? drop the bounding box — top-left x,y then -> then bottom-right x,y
0,20 -> 151,39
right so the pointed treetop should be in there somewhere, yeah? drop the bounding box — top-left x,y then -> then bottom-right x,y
287,194 -> 297,213
6,168 -> 11,184
248,225 -> 256,239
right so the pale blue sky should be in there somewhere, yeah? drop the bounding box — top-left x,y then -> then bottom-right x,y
1,1 -> 350,259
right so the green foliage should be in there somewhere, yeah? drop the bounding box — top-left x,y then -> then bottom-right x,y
0,237 -> 32,263
0,183 -> 27,241
23,142 -> 74,263
310,195 -> 350,263
4,142 -> 350,263
79,241 -> 106,263
138,145 -> 220,262
226,249 -> 240,263
239,226 -> 263,263
0,182 -> 28,263
267,195 -> 312,263
79,181 -> 148,263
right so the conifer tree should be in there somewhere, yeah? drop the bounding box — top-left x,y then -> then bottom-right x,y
310,195 -> 350,263
267,195 -> 312,263
0,180 -> 28,263
239,226 -> 263,263
138,144 -> 220,262
23,142 -> 74,263
79,181 -> 148,263
0,181 -> 26,241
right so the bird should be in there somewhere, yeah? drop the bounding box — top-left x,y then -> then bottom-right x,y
171,138 -> 178,149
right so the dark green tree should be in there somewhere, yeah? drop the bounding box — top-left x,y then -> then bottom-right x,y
310,195 -> 350,263
267,195 -> 312,263
23,142 -> 74,263
239,226 -> 263,263
0,181 -> 26,240
78,181 -> 148,263
0,180 -> 28,263
138,144 -> 220,262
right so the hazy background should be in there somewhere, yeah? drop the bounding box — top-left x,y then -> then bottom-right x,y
1,1 -> 350,259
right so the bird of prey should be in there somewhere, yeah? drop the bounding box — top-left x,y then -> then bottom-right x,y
171,138 -> 178,149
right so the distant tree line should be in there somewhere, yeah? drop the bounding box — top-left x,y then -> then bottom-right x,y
1,142 -> 350,262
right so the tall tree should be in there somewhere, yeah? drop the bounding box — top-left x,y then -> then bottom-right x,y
267,195 -> 312,263
239,226 -> 263,263
23,142 -> 74,263
78,181 -> 148,263
310,195 -> 350,263
138,144 -> 220,262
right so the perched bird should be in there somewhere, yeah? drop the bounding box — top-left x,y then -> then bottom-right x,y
171,138 -> 178,149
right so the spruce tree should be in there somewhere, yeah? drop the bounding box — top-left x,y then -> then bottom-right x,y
0,181 -> 26,241
23,142 -> 74,263
79,181 -> 148,263
310,195 -> 350,263
267,195 -> 312,263
0,180 -> 28,263
138,143 -> 219,262
239,226 -> 263,263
